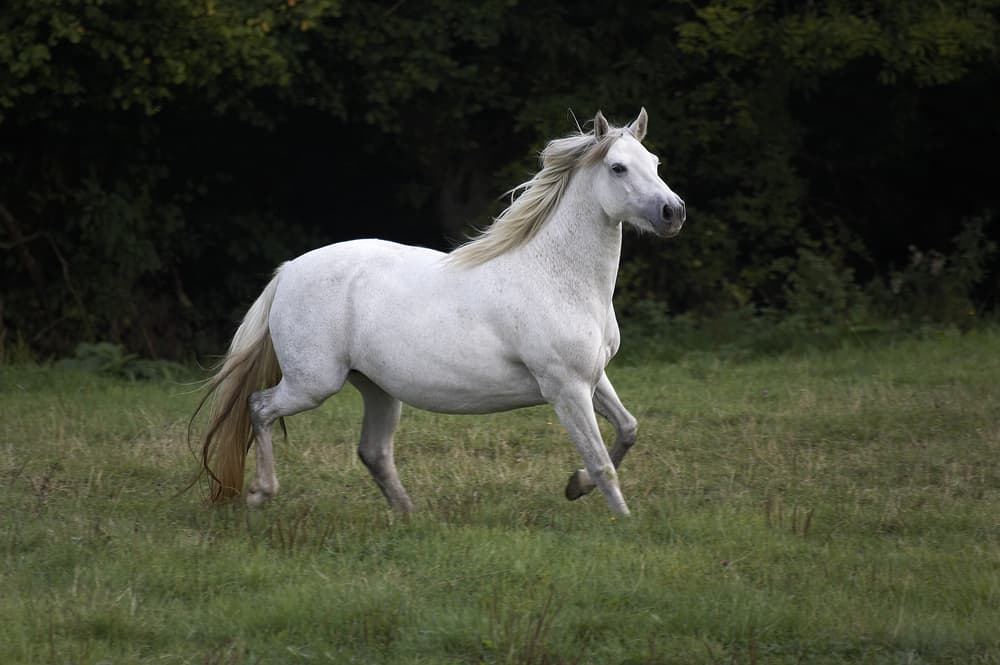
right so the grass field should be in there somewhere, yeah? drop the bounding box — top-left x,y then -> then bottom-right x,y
2,328 -> 1000,664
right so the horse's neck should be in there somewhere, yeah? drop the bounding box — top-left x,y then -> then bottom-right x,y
506,172 -> 622,307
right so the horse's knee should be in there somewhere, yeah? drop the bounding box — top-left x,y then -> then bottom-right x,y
357,444 -> 379,470
358,441 -> 391,475
358,439 -> 413,512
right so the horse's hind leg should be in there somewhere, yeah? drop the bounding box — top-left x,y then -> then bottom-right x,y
247,374 -> 345,508
565,372 -> 638,501
350,374 -> 414,512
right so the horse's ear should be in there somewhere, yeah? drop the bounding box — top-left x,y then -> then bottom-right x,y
594,110 -> 610,141
628,107 -> 648,142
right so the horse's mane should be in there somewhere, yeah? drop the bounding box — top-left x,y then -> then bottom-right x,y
446,123 -> 628,267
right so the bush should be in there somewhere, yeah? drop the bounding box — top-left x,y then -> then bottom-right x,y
870,214 -> 996,327
55,342 -> 189,381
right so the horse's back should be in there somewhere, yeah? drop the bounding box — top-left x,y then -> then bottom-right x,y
283,239 -> 443,278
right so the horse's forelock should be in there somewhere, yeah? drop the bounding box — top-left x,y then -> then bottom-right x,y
541,128 -> 622,169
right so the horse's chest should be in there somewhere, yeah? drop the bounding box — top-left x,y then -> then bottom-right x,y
526,309 -> 619,382
604,315 -> 621,360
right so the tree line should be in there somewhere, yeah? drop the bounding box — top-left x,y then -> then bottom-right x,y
2,0 -> 998,359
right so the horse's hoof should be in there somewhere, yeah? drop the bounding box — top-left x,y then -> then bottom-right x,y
388,496 -> 415,513
245,483 -> 274,509
565,469 -> 595,501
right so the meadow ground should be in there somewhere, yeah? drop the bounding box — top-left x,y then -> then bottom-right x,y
2,328 -> 999,664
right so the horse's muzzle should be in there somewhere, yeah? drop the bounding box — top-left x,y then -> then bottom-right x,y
654,199 -> 686,237
656,222 -> 684,238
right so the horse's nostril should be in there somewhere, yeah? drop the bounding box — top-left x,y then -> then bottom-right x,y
662,204 -> 674,222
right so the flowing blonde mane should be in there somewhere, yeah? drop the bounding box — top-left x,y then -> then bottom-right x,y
446,123 -> 628,267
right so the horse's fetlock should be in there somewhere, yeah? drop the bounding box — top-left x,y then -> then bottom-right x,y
593,463 -> 618,481
621,419 -> 638,447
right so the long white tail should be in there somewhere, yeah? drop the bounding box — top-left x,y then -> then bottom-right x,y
193,270 -> 283,502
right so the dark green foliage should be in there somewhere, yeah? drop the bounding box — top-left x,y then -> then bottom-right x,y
56,342 -> 189,380
1,0 -> 998,360
871,214 -> 997,324
622,0 -> 1000,317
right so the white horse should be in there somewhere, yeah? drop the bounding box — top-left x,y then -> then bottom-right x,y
194,108 -> 685,516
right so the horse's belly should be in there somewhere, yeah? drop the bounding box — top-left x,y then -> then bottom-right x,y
355,344 -> 545,414
393,381 -> 545,415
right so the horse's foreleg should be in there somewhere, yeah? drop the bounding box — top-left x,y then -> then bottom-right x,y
551,384 -> 630,516
350,374 -> 414,512
565,372 -> 637,501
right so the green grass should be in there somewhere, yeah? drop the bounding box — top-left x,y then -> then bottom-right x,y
2,328 -> 1000,663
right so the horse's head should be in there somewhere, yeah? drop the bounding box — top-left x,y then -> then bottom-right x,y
591,108 -> 686,238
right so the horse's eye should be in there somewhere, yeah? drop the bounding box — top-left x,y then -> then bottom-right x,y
611,163 -> 627,175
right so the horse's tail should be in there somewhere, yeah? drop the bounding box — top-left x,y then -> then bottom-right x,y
192,269 -> 284,502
